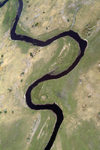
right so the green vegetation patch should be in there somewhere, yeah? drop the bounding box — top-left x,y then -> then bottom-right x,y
2,0 -> 17,31
28,111 -> 55,150
60,120 -> 100,150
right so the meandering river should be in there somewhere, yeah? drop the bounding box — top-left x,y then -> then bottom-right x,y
0,0 -> 87,150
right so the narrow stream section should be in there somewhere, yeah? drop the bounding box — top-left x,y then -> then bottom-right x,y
0,0 -> 87,150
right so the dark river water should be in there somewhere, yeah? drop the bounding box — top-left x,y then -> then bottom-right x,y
0,0 -> 87,150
